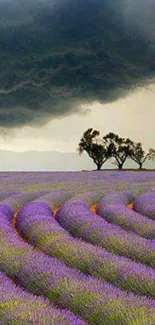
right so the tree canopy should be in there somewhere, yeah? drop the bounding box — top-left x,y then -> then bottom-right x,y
103,132 -> 134,169
129,142 -> 155,169
78,128 -> 109,170
78,129 -> 155,170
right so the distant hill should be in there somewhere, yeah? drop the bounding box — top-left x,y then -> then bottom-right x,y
0,150 -> 154,171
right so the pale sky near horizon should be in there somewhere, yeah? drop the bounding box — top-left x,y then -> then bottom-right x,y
0,84 -> 155,153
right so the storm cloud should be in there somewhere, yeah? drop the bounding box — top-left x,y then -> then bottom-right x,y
0,0 -> 155,127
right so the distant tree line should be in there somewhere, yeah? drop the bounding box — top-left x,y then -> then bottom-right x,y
78,129 -> 155,170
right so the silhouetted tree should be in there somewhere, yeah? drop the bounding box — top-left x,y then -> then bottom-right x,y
103,132 -> 133,170
78,128 -> 108,170
129,142 -> 155,169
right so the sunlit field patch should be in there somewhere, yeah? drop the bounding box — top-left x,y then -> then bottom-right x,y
53,205 -> 62,217
0,170 -> 155,324
89,203 -> 97,214
11,208 -> 21,229
127,203 -> 133,209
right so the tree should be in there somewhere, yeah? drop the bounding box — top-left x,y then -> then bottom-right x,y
129,142 -> 155,169
78,128 -> 109,170
103,132 -> 133,170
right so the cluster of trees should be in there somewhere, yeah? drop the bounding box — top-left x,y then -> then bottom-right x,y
78,129 -> 155,170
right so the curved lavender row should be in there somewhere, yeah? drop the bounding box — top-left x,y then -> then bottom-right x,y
0,198 -> 89,324
98,191 -> 134,205
8,253 -> 155,325
33,190 -> 74,208
133,192 -> 155,220
66,191 -> 104,205
2,249 -> 155,325
0,271 -> 87,325
16,201 -> 155,299
64,190 -> 134,207
56,201 -> 155,268
0,191 -> 52,221
96,194 -> 155,239
0,198 -> 155,324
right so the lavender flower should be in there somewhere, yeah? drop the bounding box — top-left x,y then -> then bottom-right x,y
133,192 -> 155,220
0,172 -> 155,324
16,199 -> 155,299
56,200 -> 155,268
96,193 -> 155,239
0,270 -> 87,325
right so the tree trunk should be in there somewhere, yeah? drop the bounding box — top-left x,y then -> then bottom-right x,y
139,162 -> 142,170
96,163 -> 102,171
118,163 -> 123,170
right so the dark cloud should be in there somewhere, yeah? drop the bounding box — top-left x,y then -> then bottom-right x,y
0,0 -> 155,128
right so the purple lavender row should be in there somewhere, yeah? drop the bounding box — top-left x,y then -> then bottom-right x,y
97,191 -> 134,205
4,252 -> 155,325
16,200 -> 155,299
56,199 -> 155,268
0,270 -> 87,325
0,191 -> 20,201
1,170 -> 155,197
0,196 -> 88,324
32,190 -> 74,208
0,190 -> 72,223
133,192 -> 155,220
0,196 -> 155,324
64,191 -> 104,205
96,192 -> 155,239
0,191 -> 52,221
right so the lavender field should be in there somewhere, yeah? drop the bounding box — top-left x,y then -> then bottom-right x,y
0,170 -> 155,325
